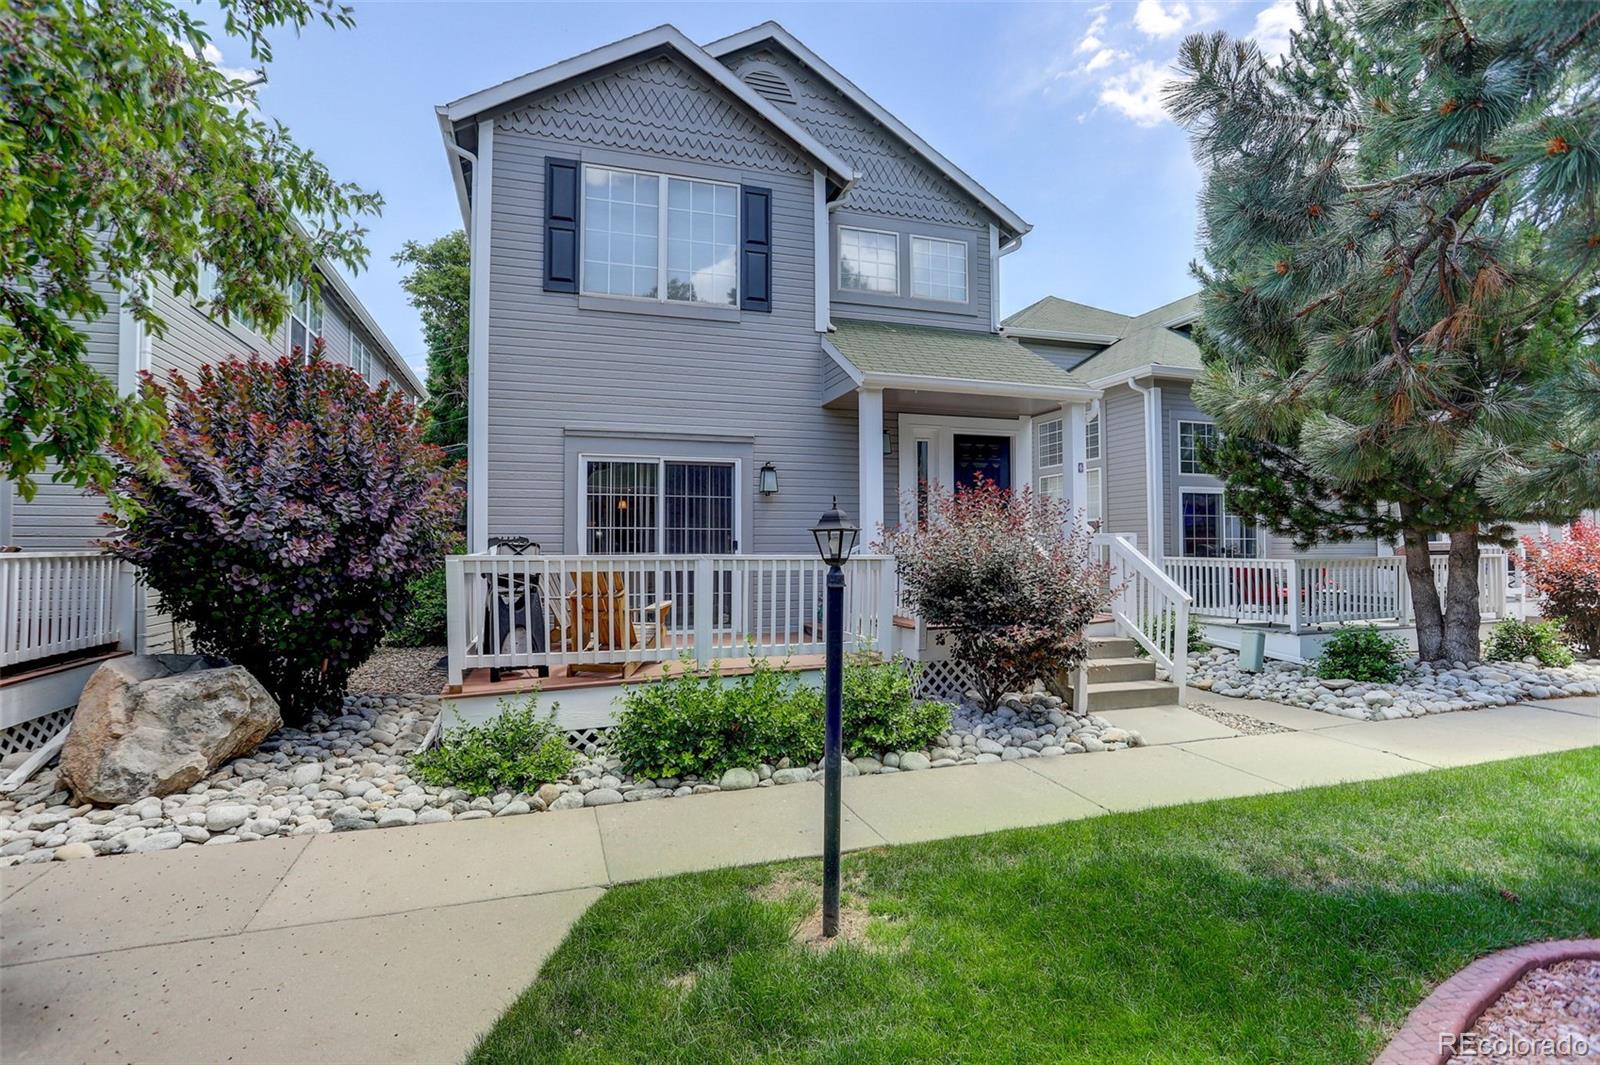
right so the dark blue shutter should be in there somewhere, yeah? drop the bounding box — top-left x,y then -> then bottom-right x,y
544,157 -> 580,293
740,185 -> 771,313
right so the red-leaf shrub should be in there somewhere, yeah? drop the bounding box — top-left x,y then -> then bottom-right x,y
1521,520 -> 1600,655
879,479 -> 1112,712
105,344 -> 462,722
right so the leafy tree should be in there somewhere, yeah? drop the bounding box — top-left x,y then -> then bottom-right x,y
1166,0 -> 1600,663
1,0 -> 381,501
105,347 -> 462,722
393,231 -> 469,451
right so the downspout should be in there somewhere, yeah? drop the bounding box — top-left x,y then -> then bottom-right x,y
444,135 -> 488,553
1127,379 -> 1164,559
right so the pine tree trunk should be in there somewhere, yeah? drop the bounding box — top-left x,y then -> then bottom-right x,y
1401,521 -> 1445,662
1440,529 -> 1482,663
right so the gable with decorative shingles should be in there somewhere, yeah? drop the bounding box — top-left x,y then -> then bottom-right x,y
496,55 -> 810,177
725,48 -> 989,230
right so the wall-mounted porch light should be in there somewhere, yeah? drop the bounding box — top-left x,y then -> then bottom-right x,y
883,429 -> 892,456
759,462 -> 780,496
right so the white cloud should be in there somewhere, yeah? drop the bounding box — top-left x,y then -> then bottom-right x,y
1251,0 -> 1301,59
1076,10 -> 1109,52
1083,48 -> 1129,74
1133,0 -> 1192,37
179,39 -> 260,87
1098,61 -> 1172,126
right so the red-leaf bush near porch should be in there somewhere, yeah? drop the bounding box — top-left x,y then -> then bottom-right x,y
879,478 -> 1113,712
1521,521 -> 1600,655
105,344 -> 462,723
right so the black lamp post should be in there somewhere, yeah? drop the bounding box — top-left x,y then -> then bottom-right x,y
810,498 -> 859,938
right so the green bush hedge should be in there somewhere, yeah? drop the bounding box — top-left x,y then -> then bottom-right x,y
609,655 -> 950,779
411,696 -> 575,797
1315,627 -> 1405,684
1484,618 -> 1574,667
386,565 -> 449,647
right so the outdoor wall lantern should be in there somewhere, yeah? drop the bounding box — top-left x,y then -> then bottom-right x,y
759,462 -> 780,496
810,498 -> 859,938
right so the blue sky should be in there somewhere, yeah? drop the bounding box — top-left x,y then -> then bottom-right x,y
240,1 -> 1298,375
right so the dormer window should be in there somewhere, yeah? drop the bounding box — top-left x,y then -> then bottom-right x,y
911,236 -> 967,302
838,227 -> 898,295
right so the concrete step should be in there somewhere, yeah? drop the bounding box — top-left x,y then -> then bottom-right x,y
1086,636 -> 1138,660
1083,656 -> 1157,684
1071,679 -> 1181,711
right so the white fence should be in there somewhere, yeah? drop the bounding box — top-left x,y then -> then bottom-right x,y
1164,550 -> 1510,631
1095,534 -> 1192,701
445,553 -> 896,687
0,552 -> 124,669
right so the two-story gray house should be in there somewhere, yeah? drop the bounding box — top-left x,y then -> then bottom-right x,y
436,22 -> 1099,561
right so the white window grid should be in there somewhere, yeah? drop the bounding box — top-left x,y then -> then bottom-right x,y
350,335 -> 372,379
581,165 -> 739,307
1038,473 -> 1064,502
910,235 -> 968,302
289,279 -> 323,357
1086,413 -> 1102,461
1086,467 -> 1103,525
1179,420 -> 1220,475
839,227 -> 898,295
1180,488 -> 1258,558
1038,418 -> 1064,469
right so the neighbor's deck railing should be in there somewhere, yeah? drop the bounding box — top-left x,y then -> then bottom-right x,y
1163,550 -> 1509,632
445,552 -> 896,687
0,551 -> 124,670
1095,534 -> 1191,703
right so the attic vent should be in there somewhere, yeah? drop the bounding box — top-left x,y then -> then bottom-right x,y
742,68 -> 796,105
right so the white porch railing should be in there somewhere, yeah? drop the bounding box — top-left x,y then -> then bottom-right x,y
1164,550 -> 1510,631
1094,534 -> 1191,702
445,552 -> 897,687
1,551 -> 124,669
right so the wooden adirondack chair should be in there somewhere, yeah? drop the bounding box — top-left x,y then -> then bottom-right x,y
560,570 -> 672,679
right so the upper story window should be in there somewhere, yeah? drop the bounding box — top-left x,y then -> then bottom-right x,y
581,165 -> 738,307
911,235 -> 967,302
1086,413 -> 1102,461
838,227 -> 898,295
289,280 -> 323,356
1038,418 -> 1063,469
350,335 -> 372,380
1178,420 -> 1220,475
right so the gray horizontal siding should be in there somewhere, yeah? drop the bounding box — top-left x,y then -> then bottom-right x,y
483,57 -> 857,555
1101,384 -> 1148,546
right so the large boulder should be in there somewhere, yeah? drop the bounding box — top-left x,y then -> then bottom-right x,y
60,655 -> 281,806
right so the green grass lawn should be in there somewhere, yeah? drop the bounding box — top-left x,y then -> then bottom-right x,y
472,749 -> 1600,1064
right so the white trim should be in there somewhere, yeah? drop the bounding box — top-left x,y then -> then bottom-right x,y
466,118 -> 493,553
115,292 -> 146,397
813,170 -> 830,332
1003,326 -> 1123,345
575,453 -> 744,557
988,224 -> 1000,332
578,163 -> 741,310
437,108 -> 474,231
440,25 -> 853,188
894,412 -> 1032,520
704,21 -> 1030,236
1177,419 -> 1218,476
1176,485 -> 1261,559
1129,379 -> 1163,555
819,336 -> 865,386
836,225 -> 900,297
1087,363 -> 1201,391
857,371 -> 1098,404
908,234 -> 969,305
1065,402 -> 1089,525
857,388 -> 885,535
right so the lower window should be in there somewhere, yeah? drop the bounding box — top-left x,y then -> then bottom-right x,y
1085,467 -> 1103,526
1180,489 -> 1257,558
584,458 -> 737,554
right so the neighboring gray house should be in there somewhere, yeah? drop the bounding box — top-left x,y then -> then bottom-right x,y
1004,293 -> 1391,562
436,21 -> 1098,561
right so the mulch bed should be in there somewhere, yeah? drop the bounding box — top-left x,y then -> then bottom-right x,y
348,645 -> 448,696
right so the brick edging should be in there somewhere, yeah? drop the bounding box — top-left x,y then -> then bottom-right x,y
1373,938 -> 1600,1065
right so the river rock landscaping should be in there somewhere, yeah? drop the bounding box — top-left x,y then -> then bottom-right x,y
1187,646 -> 1600,721
0,689 -> 1140,863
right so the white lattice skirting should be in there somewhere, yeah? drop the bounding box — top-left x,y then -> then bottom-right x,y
916,659 -> 970,704
563,726 -> 610,757
0,708 -> 73,758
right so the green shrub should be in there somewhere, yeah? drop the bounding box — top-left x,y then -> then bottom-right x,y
411,696 -> 575,797
1315,628 -> 1406,684
610,657 -> 823,780
1483,618 -> 1574,667
840,654 -> 950,757
1131,610 -> 1210,658
386,565 -> 449,647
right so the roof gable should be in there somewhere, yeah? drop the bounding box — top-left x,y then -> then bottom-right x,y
1003,292 -> 1205,387
704,22 -> 1030,239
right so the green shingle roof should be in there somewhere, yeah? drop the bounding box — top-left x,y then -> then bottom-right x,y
1004,292 -> 1204,383
827,319 -> 1088,390
1075,324 -> 1203,381
1001,296 -> 1134,338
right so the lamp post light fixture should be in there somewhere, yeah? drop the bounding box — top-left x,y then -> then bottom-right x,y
810,498 -> 859,938
759,462 -> 780,496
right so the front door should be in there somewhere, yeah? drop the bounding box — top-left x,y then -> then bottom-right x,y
953,434 -> 1011,491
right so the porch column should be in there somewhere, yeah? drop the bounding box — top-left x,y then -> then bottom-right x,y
1066,402 -> 1089,532
857,387 -> 885,538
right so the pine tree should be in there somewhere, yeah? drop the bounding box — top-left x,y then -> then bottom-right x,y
1165,0 -> 1600,663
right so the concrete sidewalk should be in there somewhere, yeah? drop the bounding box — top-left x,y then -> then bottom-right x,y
3,695 -> 1596,1065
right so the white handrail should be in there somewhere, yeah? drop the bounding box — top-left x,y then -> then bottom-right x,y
0,551 -> 124,669
1094,533 -> 1191,701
